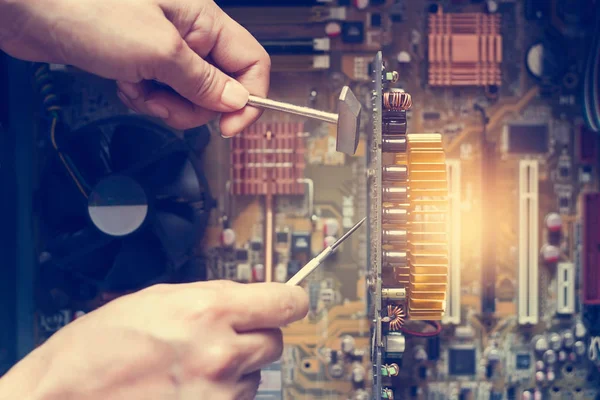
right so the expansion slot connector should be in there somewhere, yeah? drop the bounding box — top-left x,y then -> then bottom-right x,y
443,160 -> 461,324
518,160 -> 539,325
557,262 -> 575,315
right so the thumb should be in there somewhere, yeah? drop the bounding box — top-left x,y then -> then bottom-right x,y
154,38 -> 249,112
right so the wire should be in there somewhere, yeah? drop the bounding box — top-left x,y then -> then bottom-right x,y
34,63 -> 89,197
401,320 -> 442,337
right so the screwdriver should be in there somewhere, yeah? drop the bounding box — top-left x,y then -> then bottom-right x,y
286,217 -> 366,286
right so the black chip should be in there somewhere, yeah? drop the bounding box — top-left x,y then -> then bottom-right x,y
235,249 -> 248,261
250,241 -> 262,251
507,124 -> 549,154
422,111 -> 441,120
371,13 -> 382,27
342,22 -> 365,44
448,348 -> 476,375
516,353 -> 531,370
276,231 -> 288,243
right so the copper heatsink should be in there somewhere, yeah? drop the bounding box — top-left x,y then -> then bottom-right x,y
230,122 -> 306,196
428,9 -> 502,87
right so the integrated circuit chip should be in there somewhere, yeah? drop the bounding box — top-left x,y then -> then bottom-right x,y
504,124 -> 549,154
448,348 -> 477,375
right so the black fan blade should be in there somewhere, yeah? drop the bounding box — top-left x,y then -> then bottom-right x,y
109,122 -> 173,173
45,227 -> 116,271
103,231 -> 167,292
141,152 -> 203,202
152,201 -> 196,264
65,126 -> 112,185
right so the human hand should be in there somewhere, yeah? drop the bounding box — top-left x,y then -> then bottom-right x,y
0,0 -> 269,135
0,281 -> 308,400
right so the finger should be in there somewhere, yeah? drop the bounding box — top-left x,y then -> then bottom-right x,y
224,283 -> 309,331
117,81 -> 217,130
234,370 -> 261,400
161,2 -> 270,136
152,38 -> 249,114
235,328 -> 283,375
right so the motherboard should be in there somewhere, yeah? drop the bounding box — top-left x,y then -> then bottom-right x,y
21,0 -> 600,399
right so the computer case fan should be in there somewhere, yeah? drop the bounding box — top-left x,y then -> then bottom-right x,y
35,116 -> 216,311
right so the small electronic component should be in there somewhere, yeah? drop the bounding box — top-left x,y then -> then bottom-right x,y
448,347 -> 477,376
504,124 -> 549,154
516,353 -> 532,370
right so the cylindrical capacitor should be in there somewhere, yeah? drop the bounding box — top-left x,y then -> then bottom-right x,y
533,336 -> 549,353
329,363 -> 344,378
575,323 -> 587,339
522,391 -> 532,400
382,208 -> 407,224
383,251 -> 407,265
562,331 -> 575,348
252,264 -> 265,282
569,352 -> 577,362
545,212 -> 562,232
325,22 -> 342,38
324,219 -> 340,236
382,137 -> 406,153
383,186 -> 407,203
543,349 -> 557,365
549,333 -> 562,351
574,341 -> 586,356
533,389 -> 542,400
341,335 -> 355,353
351,363 -> 366,383
535,360 -> 545,371
383,165 -> 408,182
382,229 -> 407,246
383,120 -> 407,135
546,370 -> 556,382
221,228 -> 236,247
535,370 -> 545,383
558,350 -> 567,362
382,288 -> 406,300
542,244 -> 560,263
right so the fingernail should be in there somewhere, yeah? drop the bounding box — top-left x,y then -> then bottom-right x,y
146,101 -> 169,119
221,80 -> 249,110
220,133 -> 231,139
117,81 -> 139,100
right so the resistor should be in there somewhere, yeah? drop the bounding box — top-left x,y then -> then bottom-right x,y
383,90 -> 412,111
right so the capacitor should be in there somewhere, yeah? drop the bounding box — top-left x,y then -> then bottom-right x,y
274,263 -> 287,283
351,363 -> 366,383
383,165 -> 408,182
382,287 -> 406,300
383,251 -> 407,265
341,335 -> 356,353
488,348 -> 501,362
382,137 -> 407,153
575,322 -> 587,339
574,341 -> 586,356
522,391 -> 532,400
330,349 -> 338,364
383,186 -> 407,203
545,213 -> 562,232
535,360 -> 545,371
382,229 -> 407,246
486,0 -> 498,13
533,390 -> 542,400
397,51 -> 411,64
329,363 -> 344,379
325,22 -> 342,38
535,370 -> 545,383
220,228 -> 236,247
562,331 -> 575,348
568,352 -> 577,362
546,370 -> 556,382
533,336 -> 549,353
542,244 -> 560,263
324,219 -> 340,236
324,235 -> 336,248
354,0 -> 369,10
558,350 -> 567,362
382,207 -> 407,224
543,349 -> 557,364
252,264 -> 265,282
413,346 -> 428,361
549,333 -> 562,351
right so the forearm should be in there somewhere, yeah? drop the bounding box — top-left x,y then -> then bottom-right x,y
0,0 -> 27,49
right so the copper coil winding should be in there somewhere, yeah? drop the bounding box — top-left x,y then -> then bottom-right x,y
383,90 -> 412,111
383,304 -> 405,331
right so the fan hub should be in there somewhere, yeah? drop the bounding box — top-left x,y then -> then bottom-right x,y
88,175 -> 148,236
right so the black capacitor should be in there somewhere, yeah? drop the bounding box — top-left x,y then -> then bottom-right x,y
383,165 -> 408,182
382,186 -> 407,203
383,120 -> 407,135
427,335 -> 440,360
382,137 -> 407,153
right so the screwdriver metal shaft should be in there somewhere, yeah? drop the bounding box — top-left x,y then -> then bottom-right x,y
286,217 -> 366,286
247,95 -> 338,124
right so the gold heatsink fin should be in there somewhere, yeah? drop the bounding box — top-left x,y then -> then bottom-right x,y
401,133 -> 449,321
